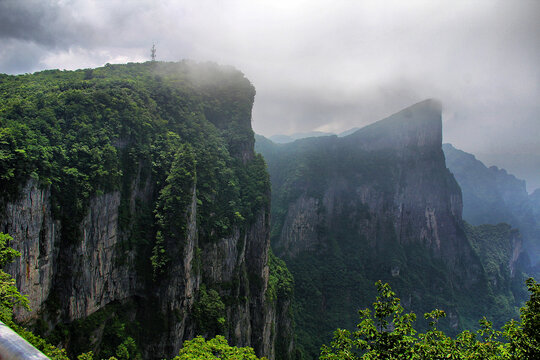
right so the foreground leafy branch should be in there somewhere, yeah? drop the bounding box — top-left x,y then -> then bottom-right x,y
321,279 -> 540,359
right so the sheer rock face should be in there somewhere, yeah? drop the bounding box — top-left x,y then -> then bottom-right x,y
3,158 -> 285,360
256,100 -> 487,354
2,181 -> 142,321
65,190 -> 137,320
271,99 -> 476,273
150,186 -> 274,358
2,180 -> 59,320
0,64 -> 291,360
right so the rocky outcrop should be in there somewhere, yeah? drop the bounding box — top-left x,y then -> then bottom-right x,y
150,184 -> 276,359
345,99 -> 443,152
279,197 -> 322,257
64,190 -> 137,320
3,156 -> 287,360
256,99 -> 493,358
1,179 -> 143,324
1,180 -> 59,321
0,62 -> 292,360
269,99 -> 476,270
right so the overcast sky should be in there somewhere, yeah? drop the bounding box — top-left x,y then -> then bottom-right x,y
1,0 -> 539,189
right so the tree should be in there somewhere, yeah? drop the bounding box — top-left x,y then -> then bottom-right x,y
504,278 -> 540,359
320,279 -> 540,360
320,280 -> 416,360
174,335 -> 267,360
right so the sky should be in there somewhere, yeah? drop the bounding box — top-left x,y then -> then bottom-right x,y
1,0 -> 539,190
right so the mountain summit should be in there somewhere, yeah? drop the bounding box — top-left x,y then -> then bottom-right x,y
256,100 -> 523,358
344,98 -> 443,151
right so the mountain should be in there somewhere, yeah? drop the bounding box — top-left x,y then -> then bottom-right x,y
337,127 -> 360,137
0,62 -> 293,360
475,152 -> 540,193
269,131 -> 333,144
443,144 -> 540,268
256,99 -> 526,358
267,128 -> 361,144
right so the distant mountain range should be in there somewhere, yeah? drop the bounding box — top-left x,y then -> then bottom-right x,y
443,144 -> 540,268
269,131 -> 333,143
268,128 -> 361,143
475,152 -> 540,193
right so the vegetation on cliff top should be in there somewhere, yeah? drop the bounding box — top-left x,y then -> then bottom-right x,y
0,61 -> 266,246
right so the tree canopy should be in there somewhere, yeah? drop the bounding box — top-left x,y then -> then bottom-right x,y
320,279 -> 540,359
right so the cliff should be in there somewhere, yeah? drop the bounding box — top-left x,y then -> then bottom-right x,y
255,99 -> 514,358
0,62 -> 293,359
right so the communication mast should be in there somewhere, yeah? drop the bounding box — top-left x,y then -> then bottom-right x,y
151,43 -> 156,61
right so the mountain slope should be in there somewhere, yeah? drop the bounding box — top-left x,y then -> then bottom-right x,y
0,61 -> 292,360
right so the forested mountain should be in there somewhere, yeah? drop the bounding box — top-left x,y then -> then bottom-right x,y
443,144 -> 540,270
256,100 -> 528,358
0,62 -> 293,360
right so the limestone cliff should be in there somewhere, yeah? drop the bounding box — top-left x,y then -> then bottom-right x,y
267,100 -> 475,270
0,61 -> 293,360
255,99 -> 500,358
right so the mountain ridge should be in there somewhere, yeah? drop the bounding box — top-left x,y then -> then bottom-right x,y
256,99 -> 525,358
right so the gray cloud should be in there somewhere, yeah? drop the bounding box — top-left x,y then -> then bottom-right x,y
0,0 -> 97,47
0,0 -> 539,189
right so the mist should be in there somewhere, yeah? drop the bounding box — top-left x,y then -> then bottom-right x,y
1,0 -> 539,190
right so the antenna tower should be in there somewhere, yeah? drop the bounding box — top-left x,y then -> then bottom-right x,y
151,43 -> 156,61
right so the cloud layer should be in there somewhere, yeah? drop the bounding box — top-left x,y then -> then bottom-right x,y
1,0 -> 539,188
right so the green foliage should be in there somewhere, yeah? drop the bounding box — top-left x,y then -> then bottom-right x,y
0,233 -> 68,359
174,335 -> 267,360
192,285 -> 226,336
503,278 -> 540,359
115,337 -> 141,360
0,232 -> 28,319
150,231 -> 169,280
0,61 -> 265,250
63,301 -> 142,360
321,279 -> 540,360
320,281 -> 417,360
266,251 -> 294,303
465,222 -> 527,324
